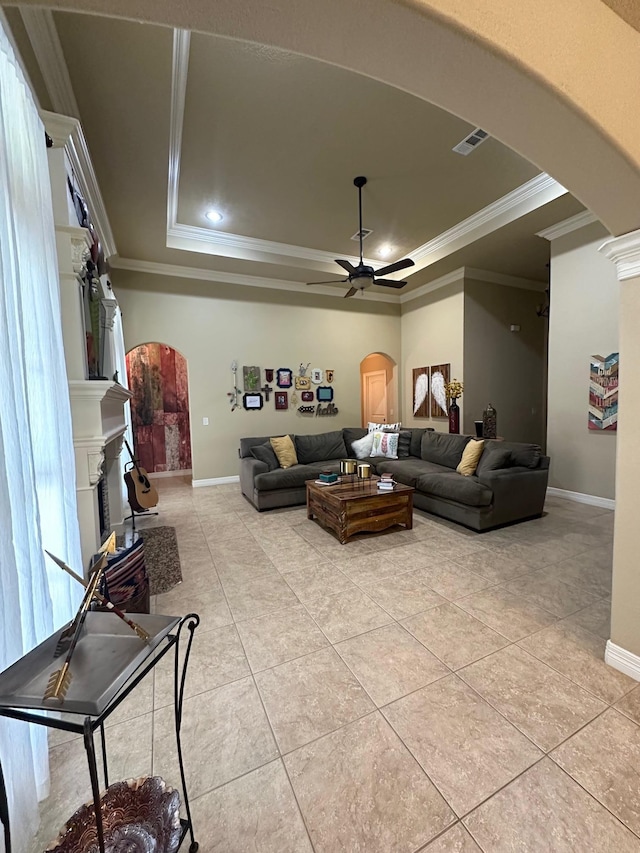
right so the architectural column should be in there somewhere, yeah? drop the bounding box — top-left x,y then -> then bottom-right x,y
599,229 -> 640,676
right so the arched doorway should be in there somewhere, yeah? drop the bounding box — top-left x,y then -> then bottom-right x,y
125,343 -> 192,475
360,353 -> 398,427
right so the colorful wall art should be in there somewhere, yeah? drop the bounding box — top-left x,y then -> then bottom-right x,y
430,364 -> 450,417
412,367 -> 429,417
126,343 -> 192,473
589,353 -> 619,430
243,365 -> 261,392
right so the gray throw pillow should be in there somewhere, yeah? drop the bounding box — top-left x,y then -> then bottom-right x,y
476,446 -> 511,476
397,429 -> 412,458
500,442 -> 542,469
250,442 -> 279,471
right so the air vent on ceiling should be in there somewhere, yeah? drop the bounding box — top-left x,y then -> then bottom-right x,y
452,128 -> 489,156
351,228 -> 373,242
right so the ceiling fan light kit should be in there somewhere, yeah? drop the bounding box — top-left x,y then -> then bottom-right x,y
307,176 -> 414,298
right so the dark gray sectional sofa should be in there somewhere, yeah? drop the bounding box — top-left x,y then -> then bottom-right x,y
239,427 -> 549,531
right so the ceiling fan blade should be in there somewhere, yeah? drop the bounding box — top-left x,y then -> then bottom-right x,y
374,258 -> 415,277
374,279 -> 408,289
335,259 -> 357,275
344,287 -> 359,298
307,278 -> 348,285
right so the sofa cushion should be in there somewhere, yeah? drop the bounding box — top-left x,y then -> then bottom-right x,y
371,458 -> 452,488
239,435 -> 274,458
352,432 -> 375,459
295,430 -> 347,465
476,446 -> 512,476
270,435 -> 298,468
370,431 -> 399,459
421,432 -> 471,468
342,427 -> 368,456
457,440 -> 485,476
409,428 -> 426,458
397,429 -> 412,458
499,441 -> 542,469
250,442 -> 279,471
367,421 -> 401,433
255,464 -> 315,491
415,471 -> 493,507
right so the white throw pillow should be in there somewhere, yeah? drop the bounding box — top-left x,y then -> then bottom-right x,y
367,421 -> 401,433
351,432 -> 375,459
370,431 -> 399,459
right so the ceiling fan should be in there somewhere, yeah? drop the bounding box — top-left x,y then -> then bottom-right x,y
307,176 -> 415,298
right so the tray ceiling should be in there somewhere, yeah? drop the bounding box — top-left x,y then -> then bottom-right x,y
5,8 -> 591,298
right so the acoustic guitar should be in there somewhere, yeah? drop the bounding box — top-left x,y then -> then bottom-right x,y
123,439 -> 159,512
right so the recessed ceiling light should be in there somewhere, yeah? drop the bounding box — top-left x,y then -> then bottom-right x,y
378,244 -> 393,258
205,209 -> 223,223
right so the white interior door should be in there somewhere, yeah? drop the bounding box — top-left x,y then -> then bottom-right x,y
363,370 -> 388,425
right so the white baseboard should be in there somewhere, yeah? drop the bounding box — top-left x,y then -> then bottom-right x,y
605,640 -> 640,682
192,475 -> 240,488
546,487 -> 615,510
148,469 -> 192,479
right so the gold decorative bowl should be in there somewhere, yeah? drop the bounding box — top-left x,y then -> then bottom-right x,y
340,458 -> 358,475
45,776 -> 181,853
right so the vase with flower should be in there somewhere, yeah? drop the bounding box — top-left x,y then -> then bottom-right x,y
445,379 -> 464,434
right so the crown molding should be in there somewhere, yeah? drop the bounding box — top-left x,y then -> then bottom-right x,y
109,257 -> 399,303
406,173 -> 566,273
536,210 -> 599,241
166,173 -> 564,277
167,29 -> 191,229
41,109 -> 117,259
166,220 -> 371,273
464,267 -> 547,292
20,7 -> 79,118
399,268 -> 465,303
599,228 -> 640,281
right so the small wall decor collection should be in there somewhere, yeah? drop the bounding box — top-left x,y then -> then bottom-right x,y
228,364 -> 338,416
589,352 -> 619,430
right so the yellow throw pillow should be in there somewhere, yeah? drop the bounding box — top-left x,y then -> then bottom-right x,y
270,435 -> 298,469
457,439 -> 485,476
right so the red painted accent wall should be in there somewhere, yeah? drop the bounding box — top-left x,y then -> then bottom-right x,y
126,343 -> 192,472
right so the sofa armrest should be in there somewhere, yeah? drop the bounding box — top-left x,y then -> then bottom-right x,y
240,456 -> 268,500
477,466 -> 549,518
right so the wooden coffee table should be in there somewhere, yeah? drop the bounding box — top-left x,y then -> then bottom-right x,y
306,477 -> 414,544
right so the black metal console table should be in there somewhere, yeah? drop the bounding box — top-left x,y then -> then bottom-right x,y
0,612 -> 200,853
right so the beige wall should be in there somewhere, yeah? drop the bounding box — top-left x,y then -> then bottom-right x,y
546,222 -> 619,499
463,279 -> 546,447
113,269 -> 400,480
400,280 -> 465,432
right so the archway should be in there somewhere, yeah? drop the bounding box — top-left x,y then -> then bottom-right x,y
125,342 -> 192,475
360,353 -> 398,428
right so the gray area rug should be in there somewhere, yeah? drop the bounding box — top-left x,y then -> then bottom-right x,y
139,526 -> 182,595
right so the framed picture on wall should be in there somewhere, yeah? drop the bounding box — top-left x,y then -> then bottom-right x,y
243,393 -> 263,410
276,368 -> 292,388
301,391 -> 314,402
317,386 -> 334,402
430,364 -> 450,417
412,367 -> 429,418
275,391 -> 288,410
295,375 -> 311,390
311,368 -> 324,384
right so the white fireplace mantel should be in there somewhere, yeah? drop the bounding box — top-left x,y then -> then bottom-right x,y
68,379 -> 132,567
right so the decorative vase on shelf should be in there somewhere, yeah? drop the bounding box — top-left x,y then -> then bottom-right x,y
448,399 -> 460,434
483,403 -> 497,439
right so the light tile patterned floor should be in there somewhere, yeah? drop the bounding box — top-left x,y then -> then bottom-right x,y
31,478 -> 640,852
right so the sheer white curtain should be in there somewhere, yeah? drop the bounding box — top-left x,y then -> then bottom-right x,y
0,19 -> 82,853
